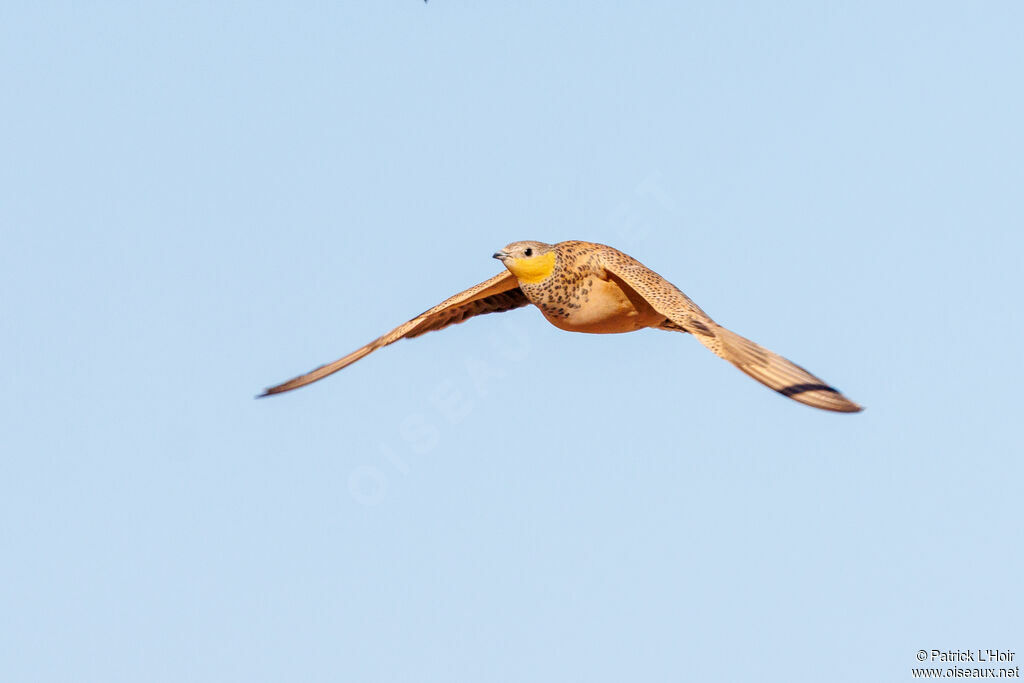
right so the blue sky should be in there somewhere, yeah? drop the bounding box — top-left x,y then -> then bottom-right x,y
2,3 -> 1022,681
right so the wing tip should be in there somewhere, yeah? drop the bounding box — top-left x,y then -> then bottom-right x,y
818,393 -> 864,414
834,401 -> 865,414
771,382 -> 863,414
788,390 -> 864,414
256,382 -> 295,398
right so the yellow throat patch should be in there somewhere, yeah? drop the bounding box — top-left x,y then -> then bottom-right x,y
506,251 -> 556,283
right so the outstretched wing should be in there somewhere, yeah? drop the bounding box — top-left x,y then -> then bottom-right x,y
260,271 -> 528,396
599,248 -> 862,413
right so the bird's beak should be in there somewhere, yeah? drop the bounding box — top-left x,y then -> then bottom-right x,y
492,250 -> 508,261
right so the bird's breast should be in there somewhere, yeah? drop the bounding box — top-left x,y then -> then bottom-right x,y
529,273 -> 665,334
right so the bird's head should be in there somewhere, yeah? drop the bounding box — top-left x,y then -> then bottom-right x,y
492,241 -> 557,283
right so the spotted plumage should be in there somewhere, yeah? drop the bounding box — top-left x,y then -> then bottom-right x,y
261,240 -> 861,413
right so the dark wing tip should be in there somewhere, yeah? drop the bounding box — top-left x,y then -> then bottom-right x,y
774,383 -> 864,413
256,376 -> 308,398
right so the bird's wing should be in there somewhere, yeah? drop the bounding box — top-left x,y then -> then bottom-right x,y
598,249 -> 862,413
261,270 -> 528,396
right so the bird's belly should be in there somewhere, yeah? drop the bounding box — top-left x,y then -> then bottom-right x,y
542,277 -> 665,334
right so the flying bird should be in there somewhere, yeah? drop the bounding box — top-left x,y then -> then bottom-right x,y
261,240 -> 862,412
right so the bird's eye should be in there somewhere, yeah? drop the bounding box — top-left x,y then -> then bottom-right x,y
524,248 -> 533,257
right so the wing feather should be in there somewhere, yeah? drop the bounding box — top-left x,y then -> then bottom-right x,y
599,247 -> 862,413
260,271 -> 527,396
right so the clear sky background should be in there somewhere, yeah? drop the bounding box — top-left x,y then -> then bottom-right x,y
2,3 -> 1022,682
